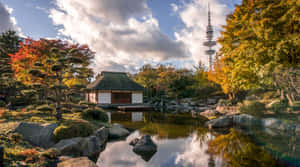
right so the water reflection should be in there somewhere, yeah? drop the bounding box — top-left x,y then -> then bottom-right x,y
97,130 -> 223,167
209,129 -> 280,167
99,111 -> 294,167
107,112 -> 143,123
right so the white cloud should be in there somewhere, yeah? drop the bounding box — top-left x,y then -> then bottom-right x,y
0,2 -> 22,34
171,3 -> 179,12
50,0 -> 188,73
174,0 -> 237,67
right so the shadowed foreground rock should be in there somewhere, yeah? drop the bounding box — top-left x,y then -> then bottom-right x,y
130,135 -> 157,161
14,122 -> 58,148
53,127 -> 108,157
57,157 -> 97,167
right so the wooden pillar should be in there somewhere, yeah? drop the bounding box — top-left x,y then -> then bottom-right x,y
95,90 -> 98,104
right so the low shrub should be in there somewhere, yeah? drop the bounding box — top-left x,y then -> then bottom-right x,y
81,108 -> 108,122
71,108 -> 82,113
36,104 -> 54,113
9,96 -> 27,107
35,100 -> 47,105
239,100 -> 266,117
8,133 -> 23,144
0,110 -> 11,119
0,100 -> 6,107
62,103 -> 88,110
29,116 -> 46,123
26,105 -> 36,111
40,148 -> 60,159
263,91 -> 279,100
53,120 -> 94,141
218,99 -> 232,106
79,101 -> 89,105
61,108 -> 72,113
291,101 -> 300,111
271,99 -> 289,113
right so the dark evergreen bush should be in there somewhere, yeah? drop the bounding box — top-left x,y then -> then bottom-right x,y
81,108 -> 108,122
239,100 -> 266,116
0,100 -> 6,107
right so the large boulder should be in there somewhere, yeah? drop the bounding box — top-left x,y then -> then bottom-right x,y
94,127 -> 109,143
57,157 -> 97,167
200,109 -> 221,118
14,122 -> 58,148
53,137 -> 83,157
53,127 -> 108,157
205,115 -> 233,128
207,98 -> 217,105
130,135 -> 157,161
108,124 -> 130,139
198,107 -> 209,112
279,123 -> 296,132
262,118 -> 282,129
296,125 -> 300,133
233,114 -> 262,127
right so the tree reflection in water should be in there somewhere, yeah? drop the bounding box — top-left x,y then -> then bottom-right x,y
208,129 -> 281,167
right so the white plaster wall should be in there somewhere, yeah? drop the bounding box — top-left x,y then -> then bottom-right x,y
98,92 -> 111,104
132,93 -> 143,104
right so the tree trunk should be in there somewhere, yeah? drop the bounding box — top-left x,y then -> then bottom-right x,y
286,93 -> 294,106
56,101 -> 62,120
55,72 -> 63,120
280,90 -> 285,100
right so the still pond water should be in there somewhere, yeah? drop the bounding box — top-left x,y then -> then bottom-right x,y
97,112 -> 300,167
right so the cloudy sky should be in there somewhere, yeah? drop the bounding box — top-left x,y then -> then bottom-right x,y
0,0 -> 241,73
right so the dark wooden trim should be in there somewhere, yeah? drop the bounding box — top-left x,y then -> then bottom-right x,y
95,90 -> 98,104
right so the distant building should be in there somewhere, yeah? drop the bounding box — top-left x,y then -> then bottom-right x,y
86,71 -> 144,105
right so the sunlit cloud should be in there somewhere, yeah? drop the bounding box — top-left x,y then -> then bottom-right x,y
50,0 -> 189,73
174,0 -> 237,67
0,2 -> 22,35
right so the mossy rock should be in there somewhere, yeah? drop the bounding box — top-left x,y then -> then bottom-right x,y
81,108 -> 108,122
53,120 -> 94,141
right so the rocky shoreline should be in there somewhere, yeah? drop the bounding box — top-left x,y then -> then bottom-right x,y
10,111 -> 300,166
12,122 -> 131,166
205,114 -> 300,134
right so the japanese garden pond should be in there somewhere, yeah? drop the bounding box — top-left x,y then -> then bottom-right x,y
97,111 -> 300,167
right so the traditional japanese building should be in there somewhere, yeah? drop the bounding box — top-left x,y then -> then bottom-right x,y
86,71 -> 144,105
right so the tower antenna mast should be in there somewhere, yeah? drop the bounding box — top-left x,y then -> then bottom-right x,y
203,3 -> 216,70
